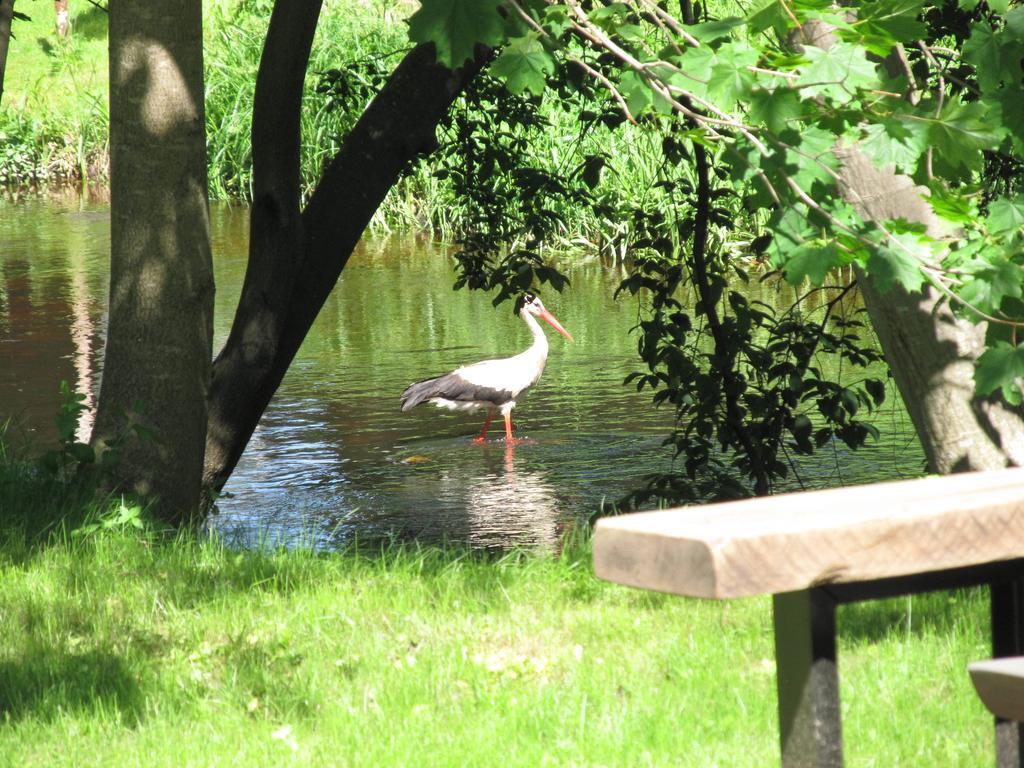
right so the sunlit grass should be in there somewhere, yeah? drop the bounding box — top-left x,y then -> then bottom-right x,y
0,454 -> 999,766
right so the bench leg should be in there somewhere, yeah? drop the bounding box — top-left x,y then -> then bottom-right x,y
991,579 -> 1024,768
773,589 -> 842,768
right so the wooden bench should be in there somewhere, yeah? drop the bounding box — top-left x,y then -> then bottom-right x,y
972,657 -> 1024,723
593,468 -> 1024,767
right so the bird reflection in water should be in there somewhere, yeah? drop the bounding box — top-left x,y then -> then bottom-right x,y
459,443 -> 564,550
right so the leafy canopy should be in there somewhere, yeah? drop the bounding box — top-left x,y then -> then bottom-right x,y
408,0 -> 1024,402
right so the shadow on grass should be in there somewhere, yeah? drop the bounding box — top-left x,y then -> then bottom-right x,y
837,588 -> 987,645
0,470 -> 101,568
0,649 -> 144,725
73,6 -> 108,40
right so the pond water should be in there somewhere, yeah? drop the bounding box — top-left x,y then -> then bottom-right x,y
0,194 -> 926,549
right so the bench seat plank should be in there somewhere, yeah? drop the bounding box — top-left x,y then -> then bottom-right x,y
969,657 -> 1024,722
594,469 -> 1024,599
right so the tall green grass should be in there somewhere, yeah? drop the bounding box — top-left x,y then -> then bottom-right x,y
0,0 -> 110,186
4,0 -> 687,247
204,0 -> 411,201
201,0 -> 670,241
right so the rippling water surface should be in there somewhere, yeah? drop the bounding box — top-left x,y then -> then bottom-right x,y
0,196 -> 926,549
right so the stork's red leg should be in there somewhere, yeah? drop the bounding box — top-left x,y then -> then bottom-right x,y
473,411 -> 494,444
504,412 -> 521,445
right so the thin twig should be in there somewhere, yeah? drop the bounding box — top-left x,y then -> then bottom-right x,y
568,59 -> 639,124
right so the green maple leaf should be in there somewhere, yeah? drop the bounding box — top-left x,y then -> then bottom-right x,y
1006,7 -> 1024,38
706,42 -> 758,111
796,42 -> 879,101
926,185 -> 978,226
619,70 -> 653,116
588,2 -> 630,31
667,48 -> 714,101
748,87 -> 802,134
976,342 -> 1024,405
748,0 -> 793,35
767,206 -> 816,267
781,243 -> 843,285
991,89 -> 1024,155
689,17 -> 745,43
959,260 -> 1024,314
860,117 -> 928,173
787,126 -> 840,192
963,22 -> 1024,95
408,0 -> 505,68
926,100 -> 1003,178
852,0 -> 927,56
490,35 -> 554,96
988,195 -> 1024,236
865,232 -> 929,292
964,23 -> 1004,94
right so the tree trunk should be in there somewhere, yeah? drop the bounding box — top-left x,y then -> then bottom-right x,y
836,149 -> 1024,473
203,41 -> 486,492
94,0 -> 214,524
794,22 -> 1024,474
0,0 -> 14,108
54,0 -> 68,36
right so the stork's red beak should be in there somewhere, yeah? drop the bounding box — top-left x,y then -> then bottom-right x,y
539,308 -> 573,342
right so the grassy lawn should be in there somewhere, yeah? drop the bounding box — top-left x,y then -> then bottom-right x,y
0,489 -> 997,766
3,1 -> 109,116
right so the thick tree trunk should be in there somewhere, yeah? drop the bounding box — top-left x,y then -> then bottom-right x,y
0,0 -> 14,108
94,0 -> 214,524
202,40 -> 486,492
795,22 -> 1024,474
836,149 -> 1024,473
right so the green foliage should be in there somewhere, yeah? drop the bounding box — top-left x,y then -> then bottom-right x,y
489,35 -> 555,96
204,3 -> 412,201
71,498 -> 147,539
614,139 -> 886,504
408,0 -> 504,67
35,381 -> 153,489
976,341 -> 1024,405
853,0 -> 928,55
405,0 -> 1024,403
37,382 -> 97,480
425,70 -> 603,305
795,43 -> 878,102
987,194 -> 1024,234
864,232 -> 930,293
860,118 -> 928,174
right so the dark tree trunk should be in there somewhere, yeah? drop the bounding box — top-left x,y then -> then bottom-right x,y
0,0 -> 14,108
202,38 -> 486,492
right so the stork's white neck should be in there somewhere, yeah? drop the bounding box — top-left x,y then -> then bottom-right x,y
521,310 -> 549,362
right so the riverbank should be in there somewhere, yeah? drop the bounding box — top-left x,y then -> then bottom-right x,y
2,0 -> 402,192
2,0 -> 678,247
0,453 -> 997,766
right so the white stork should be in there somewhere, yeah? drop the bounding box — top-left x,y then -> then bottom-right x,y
400,294 -> 573,444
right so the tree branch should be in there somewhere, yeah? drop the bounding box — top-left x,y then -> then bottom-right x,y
203,42 -> 488,492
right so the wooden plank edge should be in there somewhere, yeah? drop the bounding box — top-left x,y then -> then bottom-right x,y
969,657 -> 1024,722
593,526 -> 722,599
